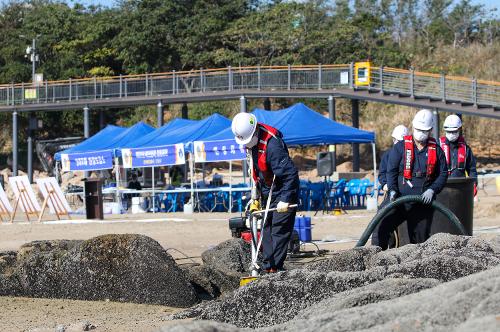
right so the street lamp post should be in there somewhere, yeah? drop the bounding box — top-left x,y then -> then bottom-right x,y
20,34 -> 41,183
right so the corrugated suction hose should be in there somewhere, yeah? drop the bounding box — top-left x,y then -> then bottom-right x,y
355,195 -> 467,247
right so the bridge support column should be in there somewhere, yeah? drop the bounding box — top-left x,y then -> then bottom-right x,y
263,98 -> 271,110
352,99 -> 360,172
27,113 -> 33,183
328,96 -> 337,172
157,101 -> 164,127
12,111 -> 18,176
240,96 -> 248,184
181,102 -> 188,119
99,110 -> 105,129
432,109 -> 440,140
83,105 -> 90,178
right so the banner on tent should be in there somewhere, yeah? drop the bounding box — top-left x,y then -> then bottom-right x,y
194,140 -> 246,162
61,150 -> 113,172
121,143 -> 185,168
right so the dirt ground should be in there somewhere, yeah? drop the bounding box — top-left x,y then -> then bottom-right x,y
0,181 -> 498,332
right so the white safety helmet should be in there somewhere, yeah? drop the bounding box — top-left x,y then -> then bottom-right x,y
391,125 -> 409,141
412,109 -> 434,131
231,112 -> 257,145
443,114 -> 462,132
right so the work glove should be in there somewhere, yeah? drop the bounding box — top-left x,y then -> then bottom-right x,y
382,184 -> 388,191
249,199 -> 260,213
389,190 -> 397,202
276,201 -> 289,213
421,189 -> 434,205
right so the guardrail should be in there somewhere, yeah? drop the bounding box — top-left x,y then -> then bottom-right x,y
0,64 -> 498,108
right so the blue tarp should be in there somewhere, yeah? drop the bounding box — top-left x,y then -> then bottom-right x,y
127,113 -> 231,151
203,103 -> 375,145
55,125 -> 126,161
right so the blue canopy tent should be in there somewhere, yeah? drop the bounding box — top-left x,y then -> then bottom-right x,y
127,113 -> 230,149
197,103 -> 378,199
120,114 -> 232,210
125,118 -> 198,151
203,103 -> 375,145
55,124 -> 126,161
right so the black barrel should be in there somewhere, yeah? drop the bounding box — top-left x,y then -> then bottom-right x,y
397,177 -> 474,245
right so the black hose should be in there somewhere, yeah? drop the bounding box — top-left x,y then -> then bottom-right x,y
355,195 -> 467,247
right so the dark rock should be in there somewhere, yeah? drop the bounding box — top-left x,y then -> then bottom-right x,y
181,264 -> 241,299
201,239 -> 252,274
170,233 -> 500,328
3,234 -> 198,307
158,321 -> 241,332
268,264 -> 500,332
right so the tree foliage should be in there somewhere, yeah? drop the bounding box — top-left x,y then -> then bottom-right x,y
0,0 -> 497,140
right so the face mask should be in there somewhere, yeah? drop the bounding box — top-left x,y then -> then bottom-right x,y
246,134 -> 258,148
413,129 -> 429,143
446,132 -> 459,142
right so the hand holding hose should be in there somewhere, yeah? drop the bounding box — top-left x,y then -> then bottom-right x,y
389,190 -> 398,202
421,189 -> 434,204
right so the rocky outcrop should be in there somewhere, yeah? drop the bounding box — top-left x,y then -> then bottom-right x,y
1,234 -> 198,307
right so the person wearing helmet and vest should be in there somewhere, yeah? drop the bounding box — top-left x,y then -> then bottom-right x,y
231,112 -> 299,273
378,125 -> 409,192
375,109 -> 448,249
372,124 -> 409,246
439,114 -> 478,196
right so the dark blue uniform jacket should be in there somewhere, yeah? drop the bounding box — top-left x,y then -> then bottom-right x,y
251,130 -> 299,205
387,140 -> 448,196
440,138 -> 477,184
378,149 -> 390,187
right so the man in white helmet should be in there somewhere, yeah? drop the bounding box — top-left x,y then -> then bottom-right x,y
231,112 -> 299,273
372,124 -> 408,246
378,125 -> 409,191
439,114 -> 477,196
376,109 -> 448,249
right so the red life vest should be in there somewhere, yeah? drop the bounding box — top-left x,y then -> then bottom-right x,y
439,136 -> 466,172
252,123 -> 279,186
403,135 -> 437,180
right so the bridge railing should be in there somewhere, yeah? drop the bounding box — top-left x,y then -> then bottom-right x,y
0,64 -> 498,108
369,67 -> 500,107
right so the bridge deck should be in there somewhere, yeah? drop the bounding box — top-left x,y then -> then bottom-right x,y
1,65 -> 498,118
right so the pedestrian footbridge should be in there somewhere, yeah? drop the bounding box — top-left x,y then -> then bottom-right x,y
0,63 -> 499,118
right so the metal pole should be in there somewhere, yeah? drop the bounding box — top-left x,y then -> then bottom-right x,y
349,62 -> 354,89
83,105 -> 90,178
441,74 -> 446,102
257,65 -> 261,91
352,99 -> 360,172
240,96 -> 247,184
12,111 -> 18,176
287,64 -> 291,90
229,160 -> 232,213
328,96 -> 337,172
379,66 -> 384,93
372,143 -> 378,198
318,63 -> 322,90
99,110 -> 105,129
157,101 -> 164,127
410,68 -> 415,98
181,102 -> 188,119
27,113 -> 33,183
152,166 -> 155,214
31,38 -> 36,83
432,109 -> 440,140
